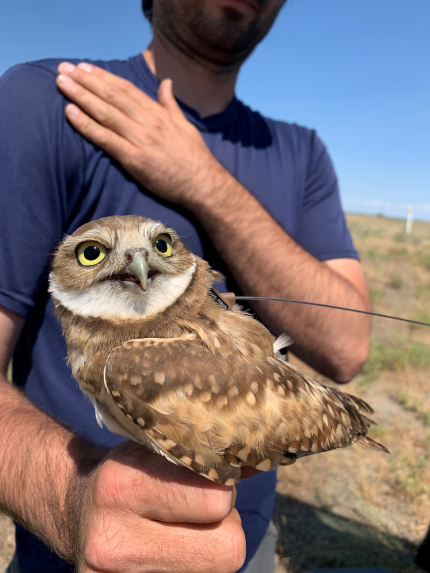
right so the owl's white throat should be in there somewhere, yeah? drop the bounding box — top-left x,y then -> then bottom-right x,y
49,262 -> 196,320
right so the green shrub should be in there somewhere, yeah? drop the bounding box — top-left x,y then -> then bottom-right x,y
367,424 -> 388,438
393,390 -> 430,426
393,232 -> 406,243
388,453 -> 429,495
388,274 -> 403,289
405,341 -> 430,368
409,310 -> 430,330
411,235 -> 422,245
363,340 -> 430,377
416,282 -> 430,298
415,251 -> 430,270
369,288 -> 385,303
367,246 -> 383,260
387,247 -> 408,262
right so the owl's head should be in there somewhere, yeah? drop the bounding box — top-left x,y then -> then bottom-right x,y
49,215 -> 197,320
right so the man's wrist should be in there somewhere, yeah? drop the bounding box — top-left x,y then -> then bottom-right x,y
0,380 -> 107,566
62,439 -> 107,564
185,159 -> 251,218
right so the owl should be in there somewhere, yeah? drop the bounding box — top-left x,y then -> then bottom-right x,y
49,215 -> 386,486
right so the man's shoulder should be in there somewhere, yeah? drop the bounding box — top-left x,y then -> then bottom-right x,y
0,59 -> 76,100
3,56 -> 136,81
1,55 -> 154,105
0,60 -> 65,124
1,59 -> 59,92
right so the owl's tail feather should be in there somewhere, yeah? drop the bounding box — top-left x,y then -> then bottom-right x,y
358,435 -> 390,453
330,389 -> 389,452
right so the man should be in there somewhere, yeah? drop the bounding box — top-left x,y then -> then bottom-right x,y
0,0 -> 371,571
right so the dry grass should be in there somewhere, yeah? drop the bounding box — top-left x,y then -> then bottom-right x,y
275,214 -> 430,572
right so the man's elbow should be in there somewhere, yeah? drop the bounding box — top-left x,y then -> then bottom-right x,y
330,335 -> 370,384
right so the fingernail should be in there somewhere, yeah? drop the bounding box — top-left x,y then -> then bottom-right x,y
58,62 -> 75,73
57,74 -> 74,87
78,62 -> 92,72
65,104 -> 79,118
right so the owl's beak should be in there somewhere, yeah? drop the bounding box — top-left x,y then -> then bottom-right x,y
124,253 -> 149,292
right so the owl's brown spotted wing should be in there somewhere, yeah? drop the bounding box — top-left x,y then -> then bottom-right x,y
104,335 -> 245,484
104,336 -> 387,485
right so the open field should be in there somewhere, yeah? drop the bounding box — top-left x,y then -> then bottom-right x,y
1,213 -> 430,572
275,213 -> 430,572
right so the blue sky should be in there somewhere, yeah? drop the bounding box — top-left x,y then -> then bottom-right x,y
1,0 -> 429,220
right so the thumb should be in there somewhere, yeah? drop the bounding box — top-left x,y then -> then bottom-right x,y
158,78 -> 182,115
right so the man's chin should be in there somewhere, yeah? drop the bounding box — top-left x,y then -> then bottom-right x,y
154,0 -> 282,68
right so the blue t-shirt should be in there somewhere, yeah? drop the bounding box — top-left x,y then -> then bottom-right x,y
0,54 -> 357,573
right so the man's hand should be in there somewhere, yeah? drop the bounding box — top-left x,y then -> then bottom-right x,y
56,62 -> 222,209
70,443 -> 245,573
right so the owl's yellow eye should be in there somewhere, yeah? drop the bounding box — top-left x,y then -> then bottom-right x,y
77,241 -> 107,266
153,234 -> 173,257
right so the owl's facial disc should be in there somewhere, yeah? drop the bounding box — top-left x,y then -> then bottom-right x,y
50,216 -> 198,320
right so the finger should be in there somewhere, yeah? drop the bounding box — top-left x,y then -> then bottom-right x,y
57,74 -> 136,139
94,446 -> 235,525
158,78 -> 183,116
86,508 -> 246,573
63,103 -> 135,164
138,509 -> 246,573
58,61 -> 157,118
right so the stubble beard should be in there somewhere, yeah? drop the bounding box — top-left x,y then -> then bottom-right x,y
153,0 -> 285,71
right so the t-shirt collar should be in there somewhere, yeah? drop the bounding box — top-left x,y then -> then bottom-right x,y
129,53 -> 239,133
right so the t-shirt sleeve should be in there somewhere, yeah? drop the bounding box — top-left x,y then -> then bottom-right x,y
0,63 -> 83,317
294,131 -> 358,261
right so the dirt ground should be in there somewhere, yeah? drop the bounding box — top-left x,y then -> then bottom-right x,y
1,213 -> 429,572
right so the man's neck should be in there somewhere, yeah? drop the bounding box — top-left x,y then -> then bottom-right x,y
143,35 -> 239,118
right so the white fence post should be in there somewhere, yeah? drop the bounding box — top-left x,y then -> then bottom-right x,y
406,206 -> 414,235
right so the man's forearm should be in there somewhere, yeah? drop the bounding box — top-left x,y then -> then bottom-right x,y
0,376 -> 105,561
188,166 -> 371,382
